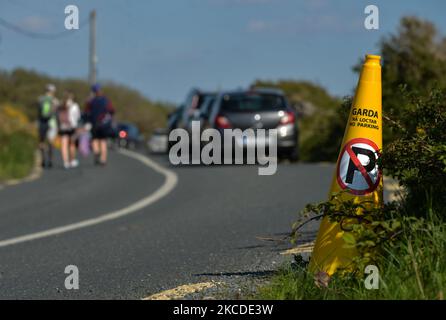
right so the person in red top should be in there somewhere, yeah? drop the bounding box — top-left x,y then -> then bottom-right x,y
85,84 -> 115,166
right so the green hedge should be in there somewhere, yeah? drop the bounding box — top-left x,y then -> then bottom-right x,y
0,130 -> 36,180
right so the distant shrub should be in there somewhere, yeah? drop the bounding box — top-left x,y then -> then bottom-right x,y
383,89 -> 446,217
0,68 -> 172,137
0,104 -> 37,180
0,131 -> 36,180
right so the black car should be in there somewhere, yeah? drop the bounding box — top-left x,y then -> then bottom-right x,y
115,123 -> 144,149
204,88 -> 299,161
178,88 -> 217,131
167,104 -> 184,131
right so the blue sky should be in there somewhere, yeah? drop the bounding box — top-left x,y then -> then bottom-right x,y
1,0 -> 446,103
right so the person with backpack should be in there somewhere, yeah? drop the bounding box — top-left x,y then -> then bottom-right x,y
37,84 -> 59,168
84,84 -> 115,166
57,91 -> 81,169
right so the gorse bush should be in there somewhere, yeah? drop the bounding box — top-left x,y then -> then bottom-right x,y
0,131 -> 36,180
383,89 -> 446,218
299,97 -> 350,162
0,104 -> 37,180
0,104 -> 34,134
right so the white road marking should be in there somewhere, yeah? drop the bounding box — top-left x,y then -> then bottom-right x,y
0,149 -> 178,248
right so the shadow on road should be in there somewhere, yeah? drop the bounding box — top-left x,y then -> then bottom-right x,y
193,270 -> 275,278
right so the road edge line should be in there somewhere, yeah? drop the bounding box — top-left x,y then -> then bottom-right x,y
143,281 -> 224,300
0,149 -> 178,248
0,150 -> 42,190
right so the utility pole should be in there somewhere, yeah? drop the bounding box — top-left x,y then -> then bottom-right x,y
88,10 -> 97,85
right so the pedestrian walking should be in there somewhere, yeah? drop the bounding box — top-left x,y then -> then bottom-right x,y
57,91 -> 81,169
84,84 -> 115,166
37,84 -> 59,168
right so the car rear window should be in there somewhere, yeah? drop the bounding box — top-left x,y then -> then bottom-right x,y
221,93 -> 285,112
188,93 -> 216,111
197,94 -> 216,110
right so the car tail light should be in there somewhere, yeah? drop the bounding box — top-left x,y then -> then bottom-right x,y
280,111 -> 295,125
216,115 -> 231,129
119,130 -> 128,138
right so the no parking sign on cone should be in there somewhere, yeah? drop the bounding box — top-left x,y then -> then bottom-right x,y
309,55 -> 383,275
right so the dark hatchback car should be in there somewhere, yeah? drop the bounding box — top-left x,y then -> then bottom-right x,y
115,123 -> 144,149
178,88 -> 217,131
166,89 -> 216,150
167,106 -> 183,131
204,88 -> 299,161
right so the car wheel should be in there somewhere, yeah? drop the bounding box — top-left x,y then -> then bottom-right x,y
287,147 -> 299,162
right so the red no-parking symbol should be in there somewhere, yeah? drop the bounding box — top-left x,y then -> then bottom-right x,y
337,138 -> 381,195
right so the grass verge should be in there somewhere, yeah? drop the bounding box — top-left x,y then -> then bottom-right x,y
0,130 -> 37,181
256,211 -> 445,300
0,104 -> 37,181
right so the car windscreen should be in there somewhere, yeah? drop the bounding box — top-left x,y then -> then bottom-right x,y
185,93 -> 216,111
200,96 -> 216,114
221,93 -> 285,112
118,124 -> 138,135
197,94 -> 216,110
117,124 -> 129,131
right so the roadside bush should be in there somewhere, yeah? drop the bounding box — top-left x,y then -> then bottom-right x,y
0,131 -> 36,180
383,89 -> 446,218
0,104 -> 37,180
299,98 -> 350,162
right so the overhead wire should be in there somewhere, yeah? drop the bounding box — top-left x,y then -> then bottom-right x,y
0,16 -> 89,40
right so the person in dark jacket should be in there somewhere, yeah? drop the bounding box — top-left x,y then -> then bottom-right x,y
84,84 -> 115,166
37,84 -> 59,168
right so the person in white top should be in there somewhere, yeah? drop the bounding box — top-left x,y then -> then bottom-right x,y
57,91 -> 81,169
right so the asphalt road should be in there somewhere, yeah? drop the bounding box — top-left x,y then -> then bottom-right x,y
0,150 -> 333,299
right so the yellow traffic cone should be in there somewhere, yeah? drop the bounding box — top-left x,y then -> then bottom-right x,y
309,54 -> 383,275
